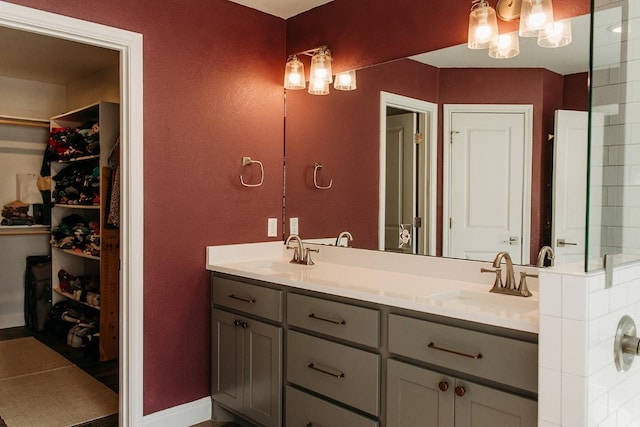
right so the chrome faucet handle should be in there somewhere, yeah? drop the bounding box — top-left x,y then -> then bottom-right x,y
303,247 -> 319,265
481,267 -> 503,291
517,271 -> 536,297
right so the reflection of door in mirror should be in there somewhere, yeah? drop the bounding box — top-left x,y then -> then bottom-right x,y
379,92 -> 437,256
443,105 -> 533,265
385,112 -> 419,254
551,109 -> 593,266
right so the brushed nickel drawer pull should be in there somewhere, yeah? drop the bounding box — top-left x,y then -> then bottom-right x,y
228,294 -> 256,303
308,312 -> 346,325
427,342 -> 483,359
307,363 -> 345,378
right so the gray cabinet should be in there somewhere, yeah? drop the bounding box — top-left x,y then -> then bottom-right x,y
211,277 -> 282,427
387,313 -> 537,426
386,359 -> 454,427
210,273 -> 538,427
387,359 -> 537,427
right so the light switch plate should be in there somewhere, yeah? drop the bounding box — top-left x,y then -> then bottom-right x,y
267,218 -> 278,237
290,217 -> 299,235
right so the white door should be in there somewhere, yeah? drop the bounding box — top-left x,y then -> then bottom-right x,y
552,110 -> 589,265
446,108 -> 530,264
385,113 -> 416,253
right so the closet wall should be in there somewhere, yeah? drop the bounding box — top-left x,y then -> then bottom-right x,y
0,65 -> 119,330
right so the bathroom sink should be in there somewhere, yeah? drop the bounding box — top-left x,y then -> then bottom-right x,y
427,289 -> 538,317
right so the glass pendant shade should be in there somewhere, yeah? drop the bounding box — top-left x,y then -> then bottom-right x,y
284,55 -> 305,90
308,76 -> 329,95
537,19 -> 572,48
489,33 -> 520,58
468,1 -> 499,49
309,48 -> 333,84
334,70 -> 357,91
519,0 -> 554,37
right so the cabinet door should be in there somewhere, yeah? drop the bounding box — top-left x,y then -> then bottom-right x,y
386,359 -> 454,427
211,309 -> 244,412
243,319 -> 282,427
454,381 -> 537,427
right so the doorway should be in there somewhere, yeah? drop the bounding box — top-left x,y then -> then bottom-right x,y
0,3 -> 143,425
379,92 -> 437,256
443,104 -> 533,264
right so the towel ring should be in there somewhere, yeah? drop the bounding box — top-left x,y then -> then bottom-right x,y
240,156 -> 264,187
313,162 -> 333,190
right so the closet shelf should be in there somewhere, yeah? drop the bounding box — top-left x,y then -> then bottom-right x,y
56,154 -> 100,164
52,286 -> 100,311
0,115 -> 49,128
53,246 -> 100,261
53,204 -> 100,210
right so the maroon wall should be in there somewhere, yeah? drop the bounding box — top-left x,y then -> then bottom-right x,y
564,72 -> 590,111
7,0 -> 285,414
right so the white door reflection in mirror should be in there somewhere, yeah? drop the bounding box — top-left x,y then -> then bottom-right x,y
443,105 -> 533,264
379,92 -> 438,256
552,110 -> 592,266
385,113 -> 417,253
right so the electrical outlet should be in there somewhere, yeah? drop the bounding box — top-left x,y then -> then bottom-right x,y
290,217 -> 299,235
267,218 -> 278,237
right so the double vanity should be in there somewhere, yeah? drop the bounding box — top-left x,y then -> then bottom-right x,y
206,241 -> 540,427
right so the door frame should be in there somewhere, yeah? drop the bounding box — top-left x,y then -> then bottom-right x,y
0,2 -> 144,426
379,92 -> 438,255
442,104 -> 533,264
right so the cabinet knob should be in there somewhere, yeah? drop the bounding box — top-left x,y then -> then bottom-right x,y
438,381 -> 449,392
233,320 -> 241,327
241,321 -> 249,329
455,386 -> 466,397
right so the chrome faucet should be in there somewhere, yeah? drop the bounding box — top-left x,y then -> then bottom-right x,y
335,231 -> 353,247
481,251 -> 532,297
285,234 -> 318,265
536,246 -> 555,267
285,234 -> 304,264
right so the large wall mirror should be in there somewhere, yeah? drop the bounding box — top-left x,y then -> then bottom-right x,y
284,11 -> 593,266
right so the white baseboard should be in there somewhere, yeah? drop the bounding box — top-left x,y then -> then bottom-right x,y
143,396 -> 212,427
0,314 -> 25,329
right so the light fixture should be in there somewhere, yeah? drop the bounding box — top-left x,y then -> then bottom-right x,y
468,0 -> 499,49
334,70 -> 357,91
519,0 -> 554,37
309,47 -> 332,84
284,55 -> 306,90
473,0 -> 570,59
489,32 -> 520,58
284,45 -> 356,95
537,19 -> 571,48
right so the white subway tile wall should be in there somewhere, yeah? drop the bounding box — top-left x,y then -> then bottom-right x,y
539,261 -> 640,426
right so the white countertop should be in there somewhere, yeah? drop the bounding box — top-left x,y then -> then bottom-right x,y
206,242 -> 539,334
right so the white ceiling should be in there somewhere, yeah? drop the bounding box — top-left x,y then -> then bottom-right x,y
227,0 -> 333,19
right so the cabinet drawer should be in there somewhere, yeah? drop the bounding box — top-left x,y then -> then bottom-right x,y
388,314 -> 537,393
287,330 -> 380,416
212,276 -> 282,322
286,386 -> 378,427
287,293 -> 380,347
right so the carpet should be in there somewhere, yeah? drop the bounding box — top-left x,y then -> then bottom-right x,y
0,337 -> 118,427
